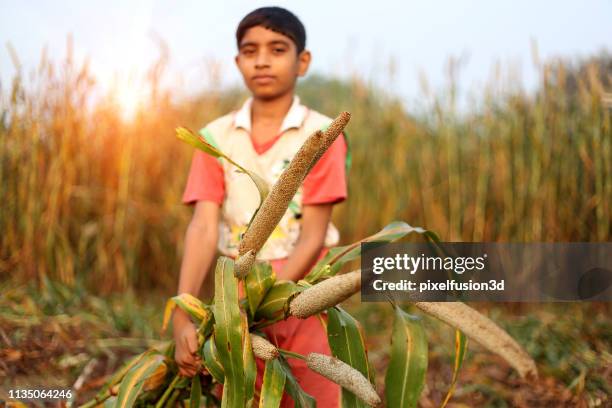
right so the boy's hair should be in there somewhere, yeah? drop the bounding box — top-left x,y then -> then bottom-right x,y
236,7 -> 306,54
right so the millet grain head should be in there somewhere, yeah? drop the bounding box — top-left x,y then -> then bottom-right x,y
238,130 -> 323,255
306,353 -> 381,407
289,270 -> 361,319
308,111 -> 351,173
415,301 -> 538,378
234,249 -> 255,278
239,112 -> 352,256
250,333 -> 279,361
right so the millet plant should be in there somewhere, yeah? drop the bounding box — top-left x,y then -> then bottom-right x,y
80,112 -> 537,408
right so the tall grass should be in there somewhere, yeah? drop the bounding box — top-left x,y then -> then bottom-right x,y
1,44 -> 610,291
0,43 -> 241,291
300,60 -> 611,243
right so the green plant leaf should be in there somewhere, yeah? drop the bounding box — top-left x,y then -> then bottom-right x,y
202,335 -> 225,384
327,307 -> 374,408
212,256 -> 246,408
276,356 -> 316,408
176,127 -> 269,209
190,374 -> 202,408
255,280 -> 302,321
114,353 -> 165,408
305,221 -> 428,283
104,397 -> 117,408
440,330 -> 468,408
245,262 -> 276,320
384,306 -> 428,408
259,359 -> 286,408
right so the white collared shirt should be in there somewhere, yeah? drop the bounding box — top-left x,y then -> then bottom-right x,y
233,95 -> 309,134
196,96 -> 341,260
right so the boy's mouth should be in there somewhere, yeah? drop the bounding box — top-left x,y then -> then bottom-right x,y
252,75 -> 275,85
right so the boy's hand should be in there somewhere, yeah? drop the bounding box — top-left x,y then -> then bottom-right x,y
173,308 -> 207,377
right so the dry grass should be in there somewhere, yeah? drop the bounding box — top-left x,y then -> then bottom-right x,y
1,44 -> 610,293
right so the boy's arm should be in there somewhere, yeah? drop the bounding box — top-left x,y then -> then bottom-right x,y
179,146 -> 225,298
277,203 -> 333,282
176,200 -> 220,296
173,200 -> 219,377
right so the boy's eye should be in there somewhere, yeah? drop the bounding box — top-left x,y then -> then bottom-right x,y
242,48 -> 255,56
273,48 -> 286,54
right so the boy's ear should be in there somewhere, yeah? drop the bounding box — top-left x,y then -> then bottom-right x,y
297,50 -> 311,77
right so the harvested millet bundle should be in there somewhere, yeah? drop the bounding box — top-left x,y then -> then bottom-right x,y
306,353 -> 381,407
250,333 -> 279,361
415,302 -> 537,378
289,270 -> 361,319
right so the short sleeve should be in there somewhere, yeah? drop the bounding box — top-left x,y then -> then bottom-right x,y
182,150 -> 225,206
302,133 -> 348,205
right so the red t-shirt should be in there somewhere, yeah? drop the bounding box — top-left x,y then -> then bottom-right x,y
182,131 -> 348,206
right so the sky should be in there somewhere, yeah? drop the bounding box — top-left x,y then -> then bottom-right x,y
1,1 -> 611,111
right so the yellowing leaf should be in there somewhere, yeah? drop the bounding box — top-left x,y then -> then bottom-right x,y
162,293 -> 209,333
441,330 -> 468,408
114,353 -> 165,408
259,359 -> 286,408
246,262 -> 275,319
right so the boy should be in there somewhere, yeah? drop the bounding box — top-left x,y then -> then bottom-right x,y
173,6 -> 348,407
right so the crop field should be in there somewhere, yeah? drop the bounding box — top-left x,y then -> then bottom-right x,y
1,46 -> 610,407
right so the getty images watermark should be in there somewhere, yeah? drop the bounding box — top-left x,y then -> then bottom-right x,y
371,252 -> 504,293
360,242 -> 612,302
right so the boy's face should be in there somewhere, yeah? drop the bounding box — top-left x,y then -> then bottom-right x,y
235,26 -> 311,100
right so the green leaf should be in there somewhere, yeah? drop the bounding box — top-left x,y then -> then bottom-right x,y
440,330 -> 468,408
384,306 -> 428,408
305,221 -> 428,283
104,397 -> 117,408
245,262 -> 276,320
327,307 -> 373,408
259,359 -> 286,408
114,353 -> 165,408
276,356 -> 316,408
202,335 -> 225,384
255,281 -> 302,320
190,374 -> 202,408
176,127 -> 269,210
212,256 -> 246,408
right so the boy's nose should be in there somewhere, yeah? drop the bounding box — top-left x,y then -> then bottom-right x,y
255,50 -> 271,68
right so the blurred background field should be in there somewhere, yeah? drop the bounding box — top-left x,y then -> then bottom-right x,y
1,31 -> 611,408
